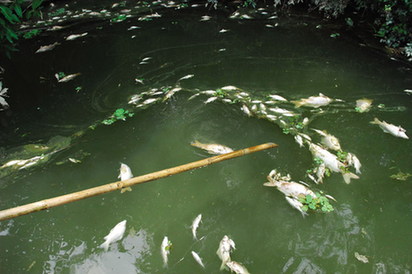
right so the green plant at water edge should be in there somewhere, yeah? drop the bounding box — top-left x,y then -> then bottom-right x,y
102,108 -> 134,125
0,0 -> 44,55
299,192 -> 334,213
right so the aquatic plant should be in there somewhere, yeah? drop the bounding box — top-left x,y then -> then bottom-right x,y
102,108 -> 134,125
299,192 -> 334,213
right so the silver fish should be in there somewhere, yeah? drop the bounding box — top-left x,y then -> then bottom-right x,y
178,74 -> 194,81
312,128 -> 341,151
292,93 -> 332,108
100,220 -> 127,251
346,153 -> 362,174
204,96 -> 218,104
57,73 -> 81,83
285,196 -> 308,217
226,261 -> 250,274
191,140 -> 233,155
221,85 -> 238,91
356,98 -> 373,113
191,251 -> 205,268
216,235 -> 235,270
35,42 -> 60,53
66,32 -> 88,40
370,118 -> 408,139
241,104 -> 252,116
264,172 -> 316,198
118,163 -> 133,193
268,94 -> 287,102
191,214 -> 202,240
161,236 -> 172,267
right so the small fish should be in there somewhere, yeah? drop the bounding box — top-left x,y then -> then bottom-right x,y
219,29 -> 229,33
404,89 -> 412,94
178,74 -> 194,81
226,261 -> 250,274
35,42 -> 60,53
221,85 -> 238,91
355,98 -> 373,113
200,15 -> 211,21
315,163 -> 326,184
285,196 -> 308,217
202,90 -> 216,95
191,251 -> 205,268
264,174 -> 316,198
141,57 -> 152,62
191,140 -> 233,155
142,98 -> 158,105
268,94 -> 287,102
135,78 -> 144,84
191,214 -> 202,240
216,235 -> 235,270
292,93 -> 332,108
163,87 -> 181,101
57,73 -> 81,83
128,26 -> 140,30
241,104 -> 252,117
99,220 -> 127,251
269,107 -> 295,116
161,236 -> 172,267
312,129 -> 341,151
354,252 -> 369,263
370,118 -> 408,139
66,32 -> 88,40
204,97 -> 218,104
346,153 -> 362,174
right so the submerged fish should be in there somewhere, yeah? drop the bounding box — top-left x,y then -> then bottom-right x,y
216,235 -> 235,270
191,251 -> 205,268
99,220 -> 127,251
370,118 -> 409,139
161,236 -> 172,267
292,93 -> 332,108
226,261 -> 250,274
191,214 -> 202,240
312,128 -> 341,151
355,98 -> 373,113
191,140 -> 233,155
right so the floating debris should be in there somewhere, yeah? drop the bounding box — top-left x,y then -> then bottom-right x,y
191,140 -> 233,155
354,252 -> 369,263
390,171 -> 412,181
191,251 -> 205,268
66,32 -> 88,40
191,214 -> 202,240
99,220 -> 127,251
35,42 -> 60,53
355,98 -> 373,113
370,118 -> 409,139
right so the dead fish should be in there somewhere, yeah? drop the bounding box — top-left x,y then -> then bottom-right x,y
191,251 -> 205,268
178,74 -> 194,81
346,153 -> 362,174
269,107 -> 295,116
216,235 -> 235,270
200,15 -> 211,21
292,93 -> 332,108
221,85 -> 238,91
219,29 -> 229,33
285,196 -> 308,217
66,32 -> 88,40
135,78 -> 144,84
204,96 -> 218,104
404,89 -> 412,95
202,90 -> 216,95
294,133 -> 311,148
118,163 -> 133,193
35,42 -> 60,53
312,129 -> 341,151
163,87 -> 181,101
142,98 -> 159,105
128,26 -> 140,30
161,236 -> 172,267
356,98 -> 373,113
99,220 -> 127,251
57,73 -> 81,83
370,118 -> 408,139
268,94 -> 287,102
264,171 -> 316,198
191,140 -> 233,155
354,252 -> 369,263
226,261 -> 250,274
191,214 -> 202,240
241,104 -> 252,117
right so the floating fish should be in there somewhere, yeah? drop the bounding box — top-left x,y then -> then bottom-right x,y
309,143 -> 359,184
216,235 -> 235,270
264,170 -> 316,198
404,89 -> 412,95
99,220 -> 127,251
355,98 -> 373,113
268,94 -> 287,102
241,104 -> 252,116
191,251 -> 205,268
268,107 -> 295,116
285,196 -> 308,217
35,42 -> 60,53
118,163 -> 133,193
219,29 -> 229,33
127,26 -> 140,30
221,85 -> 239,91
370,118 -> 408,139
354,252 -> 369,263
294,133 -> 311,148
56,73 -> 81,83
204,96 -> 218,104
163,87 -> 181,101
161,236 -> 172,267
200,15 -> 211,21
226,261 -> 250,274
191,140 -> 233,155
312,129 -> 341,151
142,98 -> 159,105
292,93 -> 332,108
191,214 -> 202,240
346,153 -> 362,174
178,74 -> 194,81
66,32 -> 88,40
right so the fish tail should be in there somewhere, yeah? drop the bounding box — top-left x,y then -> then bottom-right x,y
370,117 -> 380,125
291,100 -> 303,108
342,172 -> 359,184
100,241 -> 109,252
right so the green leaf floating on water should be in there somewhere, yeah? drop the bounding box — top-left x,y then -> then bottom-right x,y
390,171 -> 412,181
102,108 -> 134,125
298,192 -> 334,213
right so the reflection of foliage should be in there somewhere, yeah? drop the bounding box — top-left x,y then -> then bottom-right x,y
299,192 -> 334,213
102,108 -> 134,125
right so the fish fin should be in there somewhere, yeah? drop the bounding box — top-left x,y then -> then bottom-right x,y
342,172 -> 359,184
291,100 -> 303,108
370,117 -> 380,125
263,181 -> 277,187
100,241 -> 109,251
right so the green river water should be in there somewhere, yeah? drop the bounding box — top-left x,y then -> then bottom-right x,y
0,2 -> 411,273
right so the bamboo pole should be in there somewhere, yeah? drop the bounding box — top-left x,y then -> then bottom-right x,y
0,142 -> 277,221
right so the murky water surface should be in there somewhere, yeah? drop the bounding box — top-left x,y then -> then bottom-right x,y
0,2 -> 411,273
